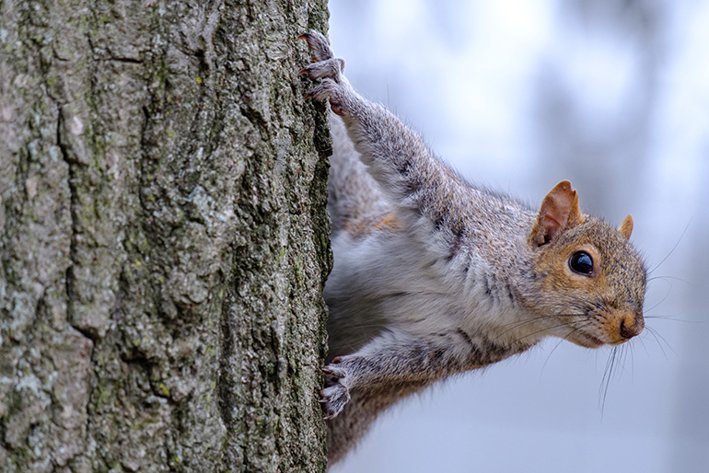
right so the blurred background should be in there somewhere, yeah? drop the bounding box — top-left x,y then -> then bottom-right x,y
328,1 -> 709,472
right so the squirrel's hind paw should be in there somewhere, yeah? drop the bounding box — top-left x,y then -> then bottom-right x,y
320,383 -> 351,419
320,363 -> 351,419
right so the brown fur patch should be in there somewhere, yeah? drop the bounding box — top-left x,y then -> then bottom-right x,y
345,212 -> 402,239
373,213 -> 401,231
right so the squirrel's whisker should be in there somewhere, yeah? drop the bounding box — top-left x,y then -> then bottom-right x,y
600,346 -> 619,414
647,220 -> 691,276
647,275 -> 695,286
644,315 -> 703,323
644,282 -> 674,313
512,320 -> 594,345
540,325 -> 591,379
540,337 -> 567,378
641,326 -> 670,360
644,325 -> 676,357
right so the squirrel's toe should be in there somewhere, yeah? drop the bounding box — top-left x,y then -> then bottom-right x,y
320,383 -> 351,419
299,30 -> 334,62
299,57 -> 344,81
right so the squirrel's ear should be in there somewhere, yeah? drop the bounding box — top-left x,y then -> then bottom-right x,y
618,214 -> 634,240
529,180 -> 584,247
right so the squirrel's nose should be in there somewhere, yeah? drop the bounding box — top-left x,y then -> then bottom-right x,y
619,312 -> 643,340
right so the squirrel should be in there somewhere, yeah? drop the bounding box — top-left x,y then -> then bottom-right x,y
299,31 -> 647,466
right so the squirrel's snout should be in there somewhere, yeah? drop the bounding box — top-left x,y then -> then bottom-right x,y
617,312 -> 644,340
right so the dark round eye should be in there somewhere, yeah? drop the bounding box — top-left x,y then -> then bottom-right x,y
569,251 -> 594,275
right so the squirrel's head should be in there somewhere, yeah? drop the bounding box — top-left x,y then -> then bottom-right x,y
525,180 -> 647,348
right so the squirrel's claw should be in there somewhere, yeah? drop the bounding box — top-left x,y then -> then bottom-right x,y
298,30 -> 334,62
322,363 -> 347,382
300,30 -> 351,116
320,383 -> 351,419
321,360 -> 352,418
305,78 -> 338,102
299,58 -> 345,81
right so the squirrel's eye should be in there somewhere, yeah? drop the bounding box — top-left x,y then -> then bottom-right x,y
569,251 -> 594,275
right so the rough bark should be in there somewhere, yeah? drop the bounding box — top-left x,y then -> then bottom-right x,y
0,1 -> 331,471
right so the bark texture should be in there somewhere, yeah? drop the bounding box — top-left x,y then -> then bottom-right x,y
0,1 -> 331,471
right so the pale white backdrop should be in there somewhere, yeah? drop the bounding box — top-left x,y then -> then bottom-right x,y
327,1 -> 709,472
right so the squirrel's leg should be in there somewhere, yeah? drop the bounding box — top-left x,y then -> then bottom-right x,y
320,332 -> 466,418
300,31 -> 471,250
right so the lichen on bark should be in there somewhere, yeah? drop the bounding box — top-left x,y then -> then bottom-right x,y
0,1 -> 331,471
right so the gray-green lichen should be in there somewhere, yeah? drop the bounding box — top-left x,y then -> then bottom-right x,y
0,1 -> 330,471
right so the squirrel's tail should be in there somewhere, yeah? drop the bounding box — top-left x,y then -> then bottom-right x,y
327,113 -> 392,237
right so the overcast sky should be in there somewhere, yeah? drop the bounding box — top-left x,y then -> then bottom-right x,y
328,1 -> 709,472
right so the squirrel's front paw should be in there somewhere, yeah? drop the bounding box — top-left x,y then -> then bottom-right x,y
320,361 -> 351,419
299,31 -> 352,116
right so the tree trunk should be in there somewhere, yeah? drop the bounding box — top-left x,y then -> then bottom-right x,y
0,1 -> 331,471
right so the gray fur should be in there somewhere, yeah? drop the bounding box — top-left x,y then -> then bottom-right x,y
299,31 -> 647,466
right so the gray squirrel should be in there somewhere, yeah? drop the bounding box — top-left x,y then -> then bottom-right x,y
299,31 -> 647,466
